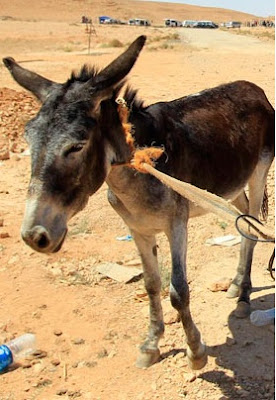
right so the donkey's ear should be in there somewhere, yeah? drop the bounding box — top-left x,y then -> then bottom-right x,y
2,57 -> 61,102
85,36 -> 146,118
94,35 -> 146,90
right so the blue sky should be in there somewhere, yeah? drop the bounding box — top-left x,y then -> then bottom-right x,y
144,0 -> 275,17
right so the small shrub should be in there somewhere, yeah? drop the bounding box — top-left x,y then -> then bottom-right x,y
98,39 -> 124,48
62,46 -> 73,53
108,38 -> 124,48
217,220 -> 228,231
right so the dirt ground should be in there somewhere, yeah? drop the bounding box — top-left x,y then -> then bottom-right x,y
0,4 -> 275,400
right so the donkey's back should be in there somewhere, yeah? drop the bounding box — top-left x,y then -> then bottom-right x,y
130,79 -> 274,197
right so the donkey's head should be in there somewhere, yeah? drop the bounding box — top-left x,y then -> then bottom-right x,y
3,36 -> 146,253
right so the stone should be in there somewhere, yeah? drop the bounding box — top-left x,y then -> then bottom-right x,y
53,329 -> 63,336
72,337 -> 85,345
208,278 -> 232,292
51,359 -> 61,366
56,388 -> 68,395
0,232 -> 9,239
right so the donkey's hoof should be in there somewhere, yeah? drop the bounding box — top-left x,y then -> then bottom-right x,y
226,283 -> 239,298
136,349 -> 160,369
235,301 -> 251,318
187,344 -> 208,370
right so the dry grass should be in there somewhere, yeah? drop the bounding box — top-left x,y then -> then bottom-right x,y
146,31 -> 182,51
98,38 -> 124,48
222,27 -> 275,41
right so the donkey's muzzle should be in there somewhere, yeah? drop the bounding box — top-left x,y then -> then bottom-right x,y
21,225 -> 67,253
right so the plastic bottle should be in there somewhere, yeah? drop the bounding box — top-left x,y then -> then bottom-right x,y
0,333 -> 36,372
250,308 -> 275,326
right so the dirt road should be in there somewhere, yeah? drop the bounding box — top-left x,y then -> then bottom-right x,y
0,22 -> 275,400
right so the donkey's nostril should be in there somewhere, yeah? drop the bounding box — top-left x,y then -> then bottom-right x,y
22,224 -> 66,253
37,232 -> 50,249
26,226 -> 51,250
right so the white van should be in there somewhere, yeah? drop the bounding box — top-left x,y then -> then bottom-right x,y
182,20 -> 197,28
225,21 -> 242,28
164,19 -> 182,27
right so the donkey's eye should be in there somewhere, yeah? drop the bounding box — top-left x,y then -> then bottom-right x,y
63,143 -> 85,158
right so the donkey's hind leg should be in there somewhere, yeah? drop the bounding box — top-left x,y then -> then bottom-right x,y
226,190 -> 249,299
228,154 -> 273,318
131,230 -> 165,368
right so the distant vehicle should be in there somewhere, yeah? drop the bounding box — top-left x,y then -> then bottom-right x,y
99,16 -> 122,24
193,21 -> 218,29
164,18 -> 182,27
99,16 -> 112,24
225,21 -> 242,28
182,20 -> 197,28
128,18 -> 151,26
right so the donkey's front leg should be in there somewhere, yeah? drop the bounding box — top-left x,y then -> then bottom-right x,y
167,216 -> 207,370
131,230 -> 164,368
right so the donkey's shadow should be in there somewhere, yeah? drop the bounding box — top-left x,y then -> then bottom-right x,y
201,293 -> 275,399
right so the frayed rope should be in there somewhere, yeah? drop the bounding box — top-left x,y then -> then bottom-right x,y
116,97 -> 164,173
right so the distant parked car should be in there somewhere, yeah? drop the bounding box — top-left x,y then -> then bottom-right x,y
182,20 -> 197,28
225,21 -> 242,28
164,18 -> 182,27
193,21 -> 218,29
128,18 -> 151,26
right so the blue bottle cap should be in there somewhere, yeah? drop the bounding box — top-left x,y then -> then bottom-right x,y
0,345 -> 13,372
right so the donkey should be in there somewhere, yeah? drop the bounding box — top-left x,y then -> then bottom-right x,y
3,35 -> 274,370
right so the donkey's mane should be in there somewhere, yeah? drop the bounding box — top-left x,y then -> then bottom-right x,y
123,85 -> 144,111
66,64 -> 100,86
66,65 -> 145,111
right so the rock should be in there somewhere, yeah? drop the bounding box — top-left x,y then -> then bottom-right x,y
56,388 -> 68,395
8,254 -> 19,264
68,390 -> 81,398
161,299 -> 180,325
51,359 -> 61,366
33,362 -> 46,374
107,350 -> 117,358
51,267 -> 63,277
97,348 -> 108,358
84,360 -> 98,367
0,219 -> 4,227
54,329 -> 63,336
31,349 -> 48,359
0,232 -> 9,239
71,362 -> 79,368
208,277 -> 232,292
72,337 -> 85,345
21,361 -> 32,369
9,141 -> 25,153
35,378 -> 52,388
